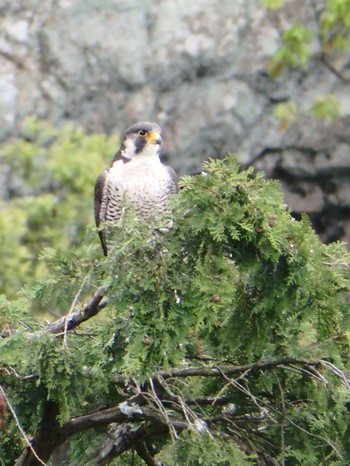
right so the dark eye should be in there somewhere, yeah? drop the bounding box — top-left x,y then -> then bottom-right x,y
138,129 -> 147,136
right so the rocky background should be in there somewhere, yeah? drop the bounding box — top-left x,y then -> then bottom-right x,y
1,0 -> 349,244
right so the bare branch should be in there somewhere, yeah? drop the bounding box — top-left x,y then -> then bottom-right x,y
275,374 -> 286,466
40,286 -> 107,336
113,357 -> 324,384
85,423 -> 169,466
61,403 -> 187,439
148,377 -> 178,441
135,442 -> 161,466
321,360 -> 350,388
15,400 -> 61,466
63,274 -> 90,348
186,396 -> 233,406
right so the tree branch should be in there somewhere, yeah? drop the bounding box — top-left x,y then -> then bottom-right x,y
85,423 -> 168,466
16,400 -> 185,466
40,286 -> 108,336
15,355 -> 349,465
18,354 -> 347,465
113,357 -> 323,384
15,400 -> 61,466
61,403 -> 187,439
135,442 -> 161,466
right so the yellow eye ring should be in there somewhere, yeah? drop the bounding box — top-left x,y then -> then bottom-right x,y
138,130 -> 147,136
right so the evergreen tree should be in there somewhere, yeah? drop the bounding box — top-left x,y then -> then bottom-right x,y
1,151 -> 349,465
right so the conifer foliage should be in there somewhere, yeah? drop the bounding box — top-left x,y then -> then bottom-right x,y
1,147 -> 350,465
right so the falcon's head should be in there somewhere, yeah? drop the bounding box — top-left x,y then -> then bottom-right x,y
119,121 -> 162,160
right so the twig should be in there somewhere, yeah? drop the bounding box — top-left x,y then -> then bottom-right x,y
283,364 -> 328,384
286,416 -> 341,458
5,366 -> 35,381
301,334 -> 344,353
213,366 -> 252,404
18,321 -> 36,332
0,384 -> 48,466
156,374 -> 219,433
275,374 -> 286,466
18,291 -> 61,319
148,377 -> 178,441
63,274 -> 89,349
321,360 -> 350,388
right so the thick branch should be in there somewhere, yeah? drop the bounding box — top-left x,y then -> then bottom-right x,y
135,442 -> 161,466
61,404 -> 186,439
41,286 -> 107,335
87,425 -> 165,466
15,400 -> 61,466
16,401 -> 185,466
86,424 -> 133,466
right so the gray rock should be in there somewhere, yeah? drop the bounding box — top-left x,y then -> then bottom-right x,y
0,0 -> 349,243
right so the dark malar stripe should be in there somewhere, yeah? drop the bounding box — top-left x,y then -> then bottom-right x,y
134,137 -> 147,154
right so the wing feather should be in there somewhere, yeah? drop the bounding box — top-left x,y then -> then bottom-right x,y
94,170 -> 109,256
164,165 -> 179,193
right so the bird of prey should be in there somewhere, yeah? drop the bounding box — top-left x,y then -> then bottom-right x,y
94,121 -> 178,255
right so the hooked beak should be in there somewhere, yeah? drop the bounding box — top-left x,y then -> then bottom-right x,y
147,130 -> 162,145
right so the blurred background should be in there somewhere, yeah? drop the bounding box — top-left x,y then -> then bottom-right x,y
0,0 -> 349,297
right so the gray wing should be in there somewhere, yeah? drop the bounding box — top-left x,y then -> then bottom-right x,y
94,170 -> 109,256
164,165 -> 179,193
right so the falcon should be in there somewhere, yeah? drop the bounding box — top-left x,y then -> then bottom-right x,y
94,121 -> 178,255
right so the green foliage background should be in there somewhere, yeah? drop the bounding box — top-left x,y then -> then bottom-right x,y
0,117 -> 117,301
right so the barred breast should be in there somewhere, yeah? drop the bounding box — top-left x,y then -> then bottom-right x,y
101,157 -> 177,223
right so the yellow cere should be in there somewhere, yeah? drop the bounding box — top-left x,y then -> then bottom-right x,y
147,130 -> 160,142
